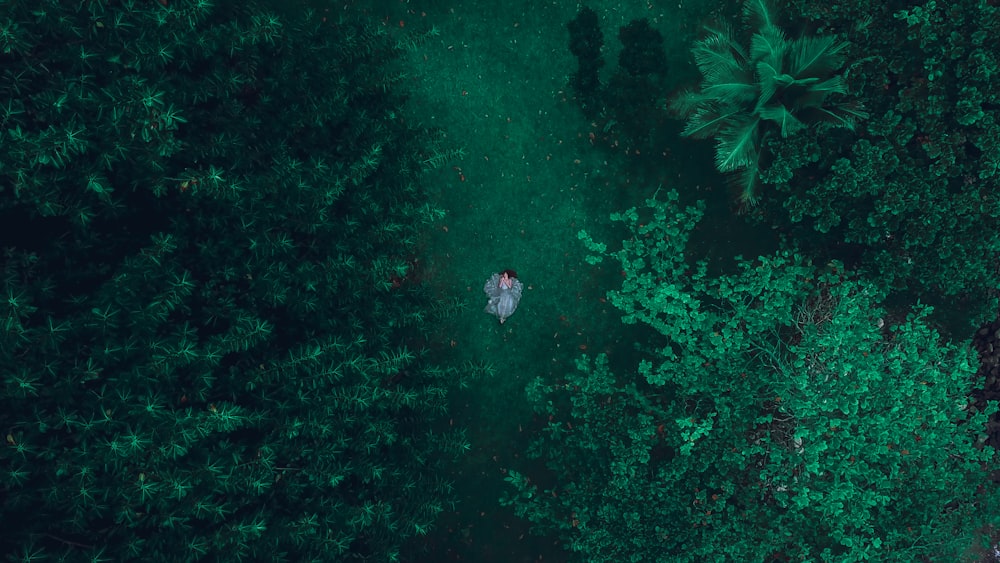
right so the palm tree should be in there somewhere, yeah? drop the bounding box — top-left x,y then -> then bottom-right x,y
670,0 -> 867,207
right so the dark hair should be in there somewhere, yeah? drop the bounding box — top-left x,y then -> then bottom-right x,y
501,268 -> 518,279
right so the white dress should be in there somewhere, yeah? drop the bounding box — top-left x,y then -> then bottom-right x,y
483,273 -> 523,324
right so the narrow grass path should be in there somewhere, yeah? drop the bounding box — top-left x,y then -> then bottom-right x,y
302,0 -> 756,560
395,6 -> 639,558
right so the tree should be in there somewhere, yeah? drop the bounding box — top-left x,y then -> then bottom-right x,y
566,7 -> 606,119
506,190 -> 1000,561
753,0 -> 1000,313
670,0 -> 866,207
0,2 -> 468,561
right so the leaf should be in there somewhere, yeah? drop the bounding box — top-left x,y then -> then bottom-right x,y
787,35 -> 848,78
804,76 -> 848,96
729,160 -> 761,208
749,27 -> 786,68
702,81 -> 758,106
755,61 -> 781,106
808,102 -> 869,130
669,88 -> 709,117
714,116 -> 760,172
743,0 -> 777,32
692,26 -> 748,81
757,104 -> 806,137
681,105 -> 741,139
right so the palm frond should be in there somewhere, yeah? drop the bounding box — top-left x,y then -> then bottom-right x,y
681,105 -> 740,139
743,0 -> 777,32
749,27 -> 787,68
757,104 -> 806,137
788,35 -> 848,78
729,161 -> 761,209
755,61 -> 780,107
789,76 -> 844,111
804,75 -> 847,96
702,81 -> 758,106
692,27 -> 748,81
668,88 -> 709,118
783,75 -> 820,88
808,102 -> 869,130
714,116 -> 760,172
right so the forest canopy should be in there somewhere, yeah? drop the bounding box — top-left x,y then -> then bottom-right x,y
505,190 -> 1000,561
0,2 -> 469,561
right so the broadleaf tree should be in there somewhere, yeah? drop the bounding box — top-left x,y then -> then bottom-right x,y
506,190 -> 1000,561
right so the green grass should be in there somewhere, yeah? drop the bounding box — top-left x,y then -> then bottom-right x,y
291,0 -> 776,560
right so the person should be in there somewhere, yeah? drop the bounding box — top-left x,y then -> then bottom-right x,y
483,269 -> 523,324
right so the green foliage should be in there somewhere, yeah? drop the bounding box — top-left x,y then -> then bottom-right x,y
507,190 -> 1000,561
759,0 -> 1000,314
0,2 -> 466,561
671,0 -> 866,207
